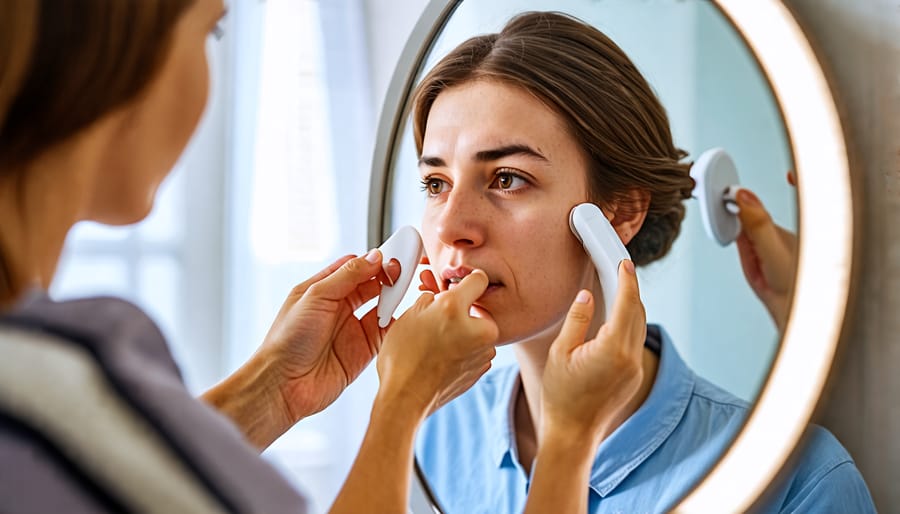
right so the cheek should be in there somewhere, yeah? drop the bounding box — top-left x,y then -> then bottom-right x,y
169,47 -> 209,153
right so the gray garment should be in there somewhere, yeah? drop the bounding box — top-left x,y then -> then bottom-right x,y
0,292 -> 309,513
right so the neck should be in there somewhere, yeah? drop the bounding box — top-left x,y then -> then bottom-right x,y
0,126 -> 110,308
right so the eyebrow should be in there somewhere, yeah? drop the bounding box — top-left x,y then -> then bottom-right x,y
418,144 -> 549,168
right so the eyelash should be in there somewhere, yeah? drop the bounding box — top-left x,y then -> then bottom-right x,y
419,169 -> 530,197
211,22 -> 225,41
492,169 -> 529,193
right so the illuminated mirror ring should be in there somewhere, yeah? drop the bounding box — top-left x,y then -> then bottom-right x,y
367,1 -> 854,511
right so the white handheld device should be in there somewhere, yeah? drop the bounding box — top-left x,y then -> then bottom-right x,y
691,148 -> 743,246
569,203 -> 631,320
376,225 -> 424,328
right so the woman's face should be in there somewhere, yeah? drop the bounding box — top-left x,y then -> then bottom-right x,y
90,0 -> 226,224
419,79 -> 603,344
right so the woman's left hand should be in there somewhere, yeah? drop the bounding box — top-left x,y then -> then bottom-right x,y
203,250 -> 399,449
261,250 -> 400,421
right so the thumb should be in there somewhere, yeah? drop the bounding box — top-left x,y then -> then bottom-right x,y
735,189 -> 778,245
309,249 -> 384,301
606,260 -> 646,340
551,290 -> 595,354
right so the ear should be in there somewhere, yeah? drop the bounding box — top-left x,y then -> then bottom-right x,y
607,189 -> 650,245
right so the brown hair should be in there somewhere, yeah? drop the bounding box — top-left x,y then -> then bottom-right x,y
0,0 -> 195,169
0,0 -> 193,305
412,11 -> 695,266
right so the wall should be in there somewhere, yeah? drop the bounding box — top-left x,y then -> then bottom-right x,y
784,0 -> 900,510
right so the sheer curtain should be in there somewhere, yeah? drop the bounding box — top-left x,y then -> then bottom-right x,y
226,1 -> 377,512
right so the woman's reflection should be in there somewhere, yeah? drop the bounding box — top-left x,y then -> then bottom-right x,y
410,11 -> 873,513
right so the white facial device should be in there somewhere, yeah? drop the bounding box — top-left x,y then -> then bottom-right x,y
691,148 -> 743,246
569,203 -> 632,320
376,225 -> 424,328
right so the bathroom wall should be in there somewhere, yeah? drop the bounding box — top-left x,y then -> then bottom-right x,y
785,0 -> 900,510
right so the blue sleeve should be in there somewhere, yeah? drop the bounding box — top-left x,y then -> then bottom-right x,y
780,460 -> 876,513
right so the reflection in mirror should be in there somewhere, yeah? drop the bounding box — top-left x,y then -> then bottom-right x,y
377,1 -> 803,512
386,0 -> 795,402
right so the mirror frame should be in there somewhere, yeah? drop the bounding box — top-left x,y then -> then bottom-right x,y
368,1 -> 856,511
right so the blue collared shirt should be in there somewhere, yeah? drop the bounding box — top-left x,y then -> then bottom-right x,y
415,325 -> 875,513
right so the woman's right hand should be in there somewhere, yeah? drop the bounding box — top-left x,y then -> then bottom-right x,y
375,269 -> 499,417
539,260 -> 647,444
734,188 -> 798,333
523,261 -> 646,514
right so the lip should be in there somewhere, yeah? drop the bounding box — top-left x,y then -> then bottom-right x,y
440,266 -> 503,292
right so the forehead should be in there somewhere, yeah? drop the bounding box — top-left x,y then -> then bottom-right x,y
423,80 -> 574,156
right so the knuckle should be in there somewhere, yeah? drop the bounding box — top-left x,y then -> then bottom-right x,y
343,257 -> 366,274
306,282 -> 326,297
567,309 -> 591,325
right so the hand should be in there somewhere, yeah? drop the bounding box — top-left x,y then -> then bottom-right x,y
261,251 -> 401,422
376,269 -> 499,417
539,260 -> 647,444
734,187 -> 797,333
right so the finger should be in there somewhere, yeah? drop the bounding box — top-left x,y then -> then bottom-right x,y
307,250 -> 385,302
358,306 -> 386,354
735,189 -> 784,254
735,233 -> 766,291
605,260 -> 646,346
787,170 -> 797,187
550,289 -> 596,354
420,254 -> 431,265
378,258 -> 400,287
418,269 -> 440,293
346,277 -> 384,311
289,255 -> 355,299
444,269 -> 490,307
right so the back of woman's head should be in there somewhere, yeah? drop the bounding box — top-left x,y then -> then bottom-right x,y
0,0 -> 193,169
412,11 -> 695,266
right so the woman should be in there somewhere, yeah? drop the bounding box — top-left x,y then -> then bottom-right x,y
0,1 -> 647,513
412,11 -> 875,513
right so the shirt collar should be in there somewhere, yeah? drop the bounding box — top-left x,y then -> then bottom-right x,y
487,325 -> 695,495
588,325 -> 695,496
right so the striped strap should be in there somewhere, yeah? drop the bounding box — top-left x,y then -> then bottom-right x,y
0,326 -> 227,514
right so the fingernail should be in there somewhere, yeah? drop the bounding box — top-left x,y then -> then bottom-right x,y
365,249 -> 380,263
575,290 -> 591,304
737,188 -> 760,207
622,260 -> 635,274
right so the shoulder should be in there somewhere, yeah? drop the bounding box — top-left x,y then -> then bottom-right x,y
2,293 -> 180,377
689,374 -> 751,418
0,294 -> 309,513
767,425 -> 875,513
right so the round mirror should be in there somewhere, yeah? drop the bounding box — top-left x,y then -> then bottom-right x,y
369,0 -> 852,512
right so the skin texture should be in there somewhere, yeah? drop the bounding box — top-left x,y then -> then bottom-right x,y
419,79 -> 655,512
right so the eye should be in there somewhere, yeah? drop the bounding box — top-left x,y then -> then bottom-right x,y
420,176 -> 448,196
490,170 -> 528,191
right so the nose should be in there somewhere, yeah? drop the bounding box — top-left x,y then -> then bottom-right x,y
434,188 -> 487,249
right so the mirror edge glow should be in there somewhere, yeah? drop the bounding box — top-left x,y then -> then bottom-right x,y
675,0 -> 854,511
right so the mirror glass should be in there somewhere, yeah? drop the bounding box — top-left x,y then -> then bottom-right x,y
377,0 -> 797,510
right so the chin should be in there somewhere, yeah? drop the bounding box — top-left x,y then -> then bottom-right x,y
91,197 -> 155,226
